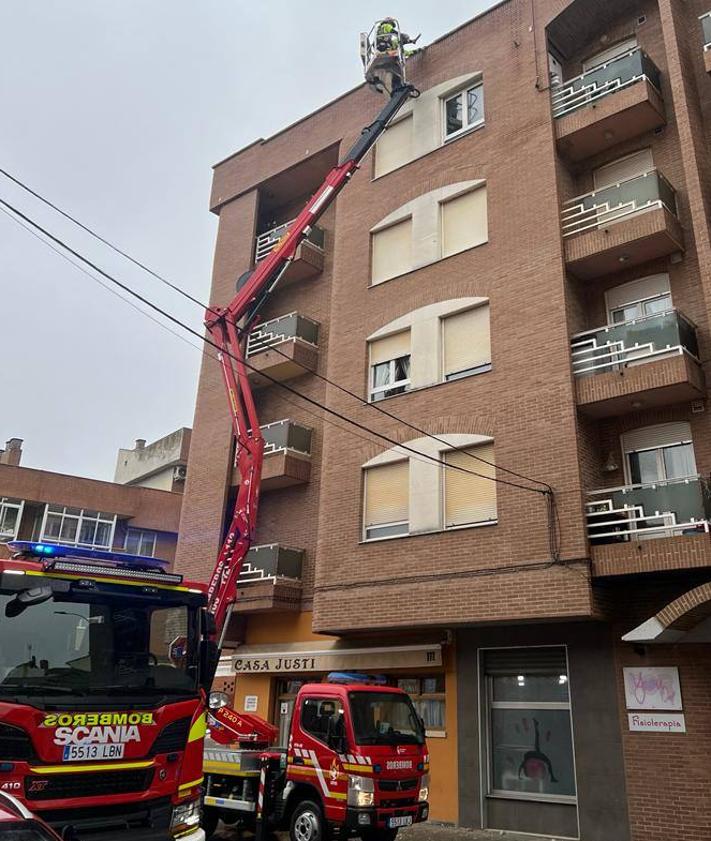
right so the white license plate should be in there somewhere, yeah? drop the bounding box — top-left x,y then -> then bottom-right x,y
63,744 -> 125,761
388,816 -> 413,829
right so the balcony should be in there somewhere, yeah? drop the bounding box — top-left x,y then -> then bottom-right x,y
253,220 -> 325,284
235,543 -> 304,613
553,49 -> 665,162
562,170 -> 683,280
246,313 -> 320,389
702,13 -> 711,73
572,310 -> 705,417
232,420 -> 313,490
586,477 -> 711,576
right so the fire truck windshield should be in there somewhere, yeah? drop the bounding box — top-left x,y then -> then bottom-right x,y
0,587 -> 199,706
349,691 -> 426,746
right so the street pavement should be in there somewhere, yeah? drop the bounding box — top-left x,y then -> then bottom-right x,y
213,822 -> 555,840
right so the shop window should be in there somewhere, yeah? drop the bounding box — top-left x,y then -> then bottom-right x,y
300,697 -> 345,745
440,186 -> 488,258
395,675 -> 446,733
443,82 -> 485,140
363,460 -> 409,540
371,218 -> 413,284
444,444 -> 497,528
369,331 -> 411,401
442,304 -> 491,381
484,647 -> 577,802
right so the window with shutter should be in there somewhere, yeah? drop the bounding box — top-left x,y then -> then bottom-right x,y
364,461 -> 409,540
444,444 -> 497,528
441,187 -> 488,258
371,218 -> 413,285
442,305 -> 491,381
369,331 -> 411,401
593,148 -> 653,189
375,115 -> 414,178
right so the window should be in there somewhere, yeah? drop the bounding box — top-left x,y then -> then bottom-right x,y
622,423 -> 697,486
300,697 -> 345,745
375,114 -> 414,178
606,274 -> 672,325
369,331 -> 411,401
485,647 -> 576,802
396,675 -> 446,732
441,187 -> 488,258
371,218 -> 413,284
582,37 -> 637,72
444,82 -> 485,140
593,148 -> 653,190
41,505 -> 116,550
364,461 -> 409,540
444,444 -> 497,528
442,305 -> 491,381
0,498 -> 23,540
125,528 -> 158,557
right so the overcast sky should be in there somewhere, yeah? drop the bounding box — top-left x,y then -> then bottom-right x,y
1,1 -> 492,481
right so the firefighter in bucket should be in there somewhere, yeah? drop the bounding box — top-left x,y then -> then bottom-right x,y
361,17 -> 419,91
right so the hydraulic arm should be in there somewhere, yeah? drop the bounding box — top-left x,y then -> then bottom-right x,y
204,21 -> 418,649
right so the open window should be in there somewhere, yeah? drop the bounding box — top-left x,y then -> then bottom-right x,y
369,331 -> 411,402
443,82 -> 485,141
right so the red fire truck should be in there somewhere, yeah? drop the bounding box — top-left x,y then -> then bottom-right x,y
0,16 -> 427,841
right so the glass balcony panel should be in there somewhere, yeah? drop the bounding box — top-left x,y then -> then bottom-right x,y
552,49 -> 662,118
255,220 -> 325,263
562,170 -> 677,238
702,13 -> 711,48
587,477 -> 711,543
247,313 -> 320,357
261,420 -> 312,456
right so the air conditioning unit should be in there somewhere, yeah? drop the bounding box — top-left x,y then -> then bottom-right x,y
173,465 -> 187,481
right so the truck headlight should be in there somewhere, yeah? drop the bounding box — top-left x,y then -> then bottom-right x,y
171,797 -> 201,836
347,774 -> 375,808
418,773 -> 430,803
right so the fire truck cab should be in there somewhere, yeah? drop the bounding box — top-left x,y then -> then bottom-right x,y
203,675 -> 430,840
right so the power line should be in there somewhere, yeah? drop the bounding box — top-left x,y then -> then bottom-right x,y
0,195 -> 544,495
0,167 -> 550,493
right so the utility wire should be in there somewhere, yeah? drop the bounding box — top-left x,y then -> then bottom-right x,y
0,195 -> 543,495
0,167 -> 550,493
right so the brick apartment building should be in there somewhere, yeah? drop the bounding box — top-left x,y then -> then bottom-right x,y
0,431 -> 189,564
176,0 -> 711,837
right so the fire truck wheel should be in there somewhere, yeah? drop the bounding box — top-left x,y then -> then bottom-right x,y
202,805 -> 219,838
290,799 -> 327,841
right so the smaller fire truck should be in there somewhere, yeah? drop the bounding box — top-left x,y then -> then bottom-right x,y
203,674 -> 430,840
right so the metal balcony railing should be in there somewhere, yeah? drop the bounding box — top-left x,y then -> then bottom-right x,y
238,544 -> 304,584
247,312 -> 320,358
562,169 -> 677,238
587,476 -> 711,544
255,220 -> 325,263
571,309 -> 699,376
552,48 -> 662,119
701,12 -> 711,49
261,419 -> 312,457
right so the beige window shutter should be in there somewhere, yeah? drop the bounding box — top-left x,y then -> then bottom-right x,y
583,37 -> 637,72
375,115 -> 414,178
369,331 -> 411,366
372,218 -> 413,285
444,444 -> 497,527
622,422 -> 693,454
593,148 -> 653,189
443,306 -> 490,378
441,186 -> 488,258
605,274 -> 670,315
365,461 -> 409,527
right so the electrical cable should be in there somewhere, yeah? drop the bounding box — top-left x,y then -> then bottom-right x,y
0,167 -> 550,492
0,195 -> 544,495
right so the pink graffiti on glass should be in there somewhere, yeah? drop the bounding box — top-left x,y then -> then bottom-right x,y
629,670 -> 677,707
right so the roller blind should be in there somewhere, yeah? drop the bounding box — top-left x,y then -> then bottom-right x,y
375,115 -> 414,178
443,306 -> 491,377
605,274 -> 670,313
484,647 -> 567,675
583,37 -> 637,71
365,461 -> 409,527
372,219 -> 412,285
369,331 -> 411,366
622,422 -> 692,453
594,148 -> 653,189
441,187 -> 488,258
444,444 -> 497,527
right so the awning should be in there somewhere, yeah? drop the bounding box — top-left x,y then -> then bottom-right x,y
622,581 -> 711,644
216,641 -> 442,676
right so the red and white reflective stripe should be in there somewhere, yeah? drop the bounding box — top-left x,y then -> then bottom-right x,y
257,766 -> 266,816
309,750 -> 331,799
